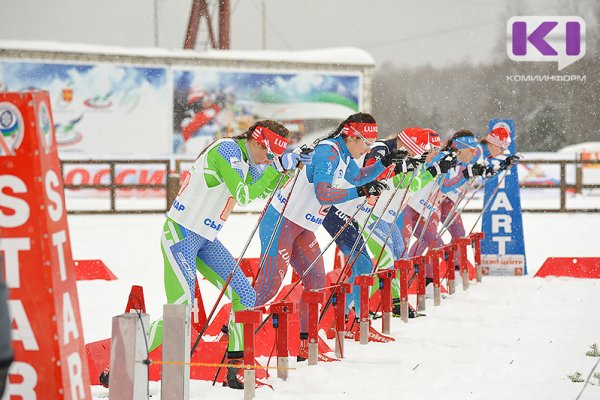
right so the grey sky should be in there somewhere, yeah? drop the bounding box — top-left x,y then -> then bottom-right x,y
0,0 -> 575,68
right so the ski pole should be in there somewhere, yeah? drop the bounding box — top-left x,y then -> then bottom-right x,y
253,197 -> 369,334
190,171 -> 289,356
398,173 -> 444,259
467,169 -> 509,236
319,167 -> 441,322
435,177 -> 478,240
252,168 -> 302,283
437,177 -> 486,239
364,170 -> 420,320
399,176 -> 447,289
317,167 -> 402,321
368,169 -> 420,275
466,154 -> 522,235
254,146 -> 320,283
404,174 -> 445,259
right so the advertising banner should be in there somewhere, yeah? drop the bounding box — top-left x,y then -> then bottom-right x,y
173,68 -> 361,154
0,60 -> 169,154
0,91 -> 92,399
481,119 -> 528,276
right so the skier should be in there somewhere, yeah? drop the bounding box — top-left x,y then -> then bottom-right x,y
401,132 -> 475,283
437,127 -> 519,260
142,120 -> 311,390
324,127 -> 453,331
254,113 -> 405,357
359,128 -> 455,312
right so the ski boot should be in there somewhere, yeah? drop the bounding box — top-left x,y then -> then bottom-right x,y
99,367 -> 110,388
223,357 -> 244,390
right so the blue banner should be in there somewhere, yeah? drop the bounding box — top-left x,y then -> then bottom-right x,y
481,119 -> 527,275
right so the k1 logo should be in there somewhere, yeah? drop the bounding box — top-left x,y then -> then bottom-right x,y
507,16 -> 586,70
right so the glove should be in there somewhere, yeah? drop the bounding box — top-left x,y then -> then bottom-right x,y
500,154 -> 520,170
273,152 -> 302,172
296,148 -> 314,166
394,154 -> 423,174
394,160 -> 409,174
426,156 -> 456,177
357,180 -> 389,197
463,163 -> 489,178
380,149 -> 408,167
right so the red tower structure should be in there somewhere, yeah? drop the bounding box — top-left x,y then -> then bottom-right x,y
184,0 -> 231,50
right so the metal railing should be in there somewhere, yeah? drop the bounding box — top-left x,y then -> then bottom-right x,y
61,158 -> 600,215
61,159 -> 172,214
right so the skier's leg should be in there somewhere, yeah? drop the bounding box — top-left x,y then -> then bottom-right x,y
364,217 -> 395,297
441,198 -> 466,265
322,207 -> 371,316
196,238 -> 256,357
289,229 -> 326,334
148,218 -> 204,352
255,206 -> 299,306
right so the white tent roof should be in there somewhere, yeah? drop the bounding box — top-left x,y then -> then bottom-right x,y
0,40 -> 375,67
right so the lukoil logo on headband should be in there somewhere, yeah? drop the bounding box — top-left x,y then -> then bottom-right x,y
507,16 -> 586,71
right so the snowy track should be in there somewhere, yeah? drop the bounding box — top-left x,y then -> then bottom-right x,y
69,213 -> 600,399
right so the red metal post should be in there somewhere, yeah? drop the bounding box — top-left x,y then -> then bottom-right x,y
301,291 -> 324,365
429,249 -> 442,306
395,259 -> 411,322
333,283 -> 352,358
457,238 -> 471,290
377,269 -> 394,334
218,0 -> 231,49
469,232 -> 485,282
414,256 -> 430,312
354,275 -> 375,345
268,302 -> 296,380
443,244 -> 457,295
235,309 -> 263,398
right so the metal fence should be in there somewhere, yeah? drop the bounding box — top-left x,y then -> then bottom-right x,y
61,158 -> 600,215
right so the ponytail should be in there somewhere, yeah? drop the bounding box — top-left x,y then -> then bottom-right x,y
328,112 -> 376,139
443,129 -> 475,152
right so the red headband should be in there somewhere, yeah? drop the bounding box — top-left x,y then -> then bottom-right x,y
251,126 -> 289,155
341,122 -> 378,141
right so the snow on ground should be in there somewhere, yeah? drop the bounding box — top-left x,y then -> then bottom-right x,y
67,212 -> 600,400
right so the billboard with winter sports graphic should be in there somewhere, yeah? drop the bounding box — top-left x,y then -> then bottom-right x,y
173,68 -> 362,154
0,60 -> 169,154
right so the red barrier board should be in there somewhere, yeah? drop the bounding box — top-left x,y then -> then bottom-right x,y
534,258 -> 600,278
73,259 -> 117,281
0,91 -> 92,399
